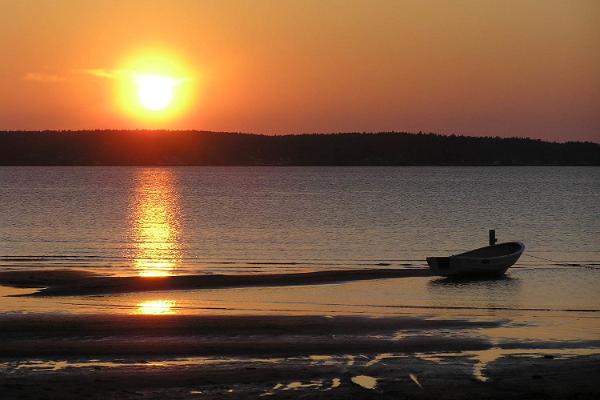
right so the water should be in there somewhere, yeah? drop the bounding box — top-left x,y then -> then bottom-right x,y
1,167 -> 599,348
0,167 -> 599,277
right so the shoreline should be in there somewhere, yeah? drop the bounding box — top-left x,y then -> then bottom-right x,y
0,268 -> 432,296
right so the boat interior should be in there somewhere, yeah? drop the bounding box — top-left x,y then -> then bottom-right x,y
457,242 -> 523,258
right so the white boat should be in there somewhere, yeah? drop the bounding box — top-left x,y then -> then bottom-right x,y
426,241 -> 525,277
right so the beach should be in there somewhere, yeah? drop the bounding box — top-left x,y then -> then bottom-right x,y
1,312 -> 598,399
1,266 -> 599,399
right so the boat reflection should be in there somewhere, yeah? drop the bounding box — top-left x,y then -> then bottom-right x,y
136,299 -> 177,315
428,275 -> 519,286
130,169 -> 182,277
427,275 -> 522,310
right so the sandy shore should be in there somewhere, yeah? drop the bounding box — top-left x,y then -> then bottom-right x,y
1,270 -> 598,399
0,314 -> 497,358
0,268 -> 432,296
0,314 -> 599,399
2,356 -> 600,399
3,354 -> 599,400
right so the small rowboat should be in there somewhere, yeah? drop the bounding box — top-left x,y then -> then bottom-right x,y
426,241 -> 525,277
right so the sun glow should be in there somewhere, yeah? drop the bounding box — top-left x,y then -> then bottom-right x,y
136,300 -> 176,315
130,169 -> 181,277
117,50 -> 195,122
134,74 -> 181,111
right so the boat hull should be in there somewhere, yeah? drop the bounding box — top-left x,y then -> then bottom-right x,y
426,242 -> 524,277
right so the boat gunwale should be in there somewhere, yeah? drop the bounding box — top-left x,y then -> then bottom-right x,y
453,241 -> 525,260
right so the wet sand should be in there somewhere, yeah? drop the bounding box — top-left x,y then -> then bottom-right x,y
0,314 -> 598,399
3,355 -> 600,400
1,269 -> 598,398
0,314 -> 497,358
0,268 -> 432,296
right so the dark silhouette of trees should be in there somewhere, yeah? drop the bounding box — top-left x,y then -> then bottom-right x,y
0,130 -> 598,166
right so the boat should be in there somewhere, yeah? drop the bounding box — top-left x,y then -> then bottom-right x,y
426,241 -> 525,277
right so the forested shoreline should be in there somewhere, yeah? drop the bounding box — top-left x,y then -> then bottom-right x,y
0,131 -> 598,165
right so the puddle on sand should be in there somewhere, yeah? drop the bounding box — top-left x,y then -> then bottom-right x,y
470,347 -> 600,382
365,353 -> 405,367
0,356 -> 284,372
283,381 -> 322,390
261,380 -> 329,396
309,355 -> 337,365
309,355 -> 332,361
0,285 -> 38,296
351,375 -> 377,390
409,373 -> 423,388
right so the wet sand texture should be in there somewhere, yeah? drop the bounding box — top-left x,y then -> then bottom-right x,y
2,352 -> 599,399
1,314 -> 599,399
0,314 -> 497,357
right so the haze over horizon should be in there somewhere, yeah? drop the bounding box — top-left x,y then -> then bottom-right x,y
1,0 -> 599,142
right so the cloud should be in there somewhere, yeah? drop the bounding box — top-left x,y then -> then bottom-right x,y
81,68 -> 124,79
80,68 -> 189,84
23,73 -> 65,83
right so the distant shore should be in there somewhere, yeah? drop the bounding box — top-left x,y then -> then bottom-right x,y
1,131 -> 598,165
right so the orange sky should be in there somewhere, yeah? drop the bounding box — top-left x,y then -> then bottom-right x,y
0,0 -> 598,141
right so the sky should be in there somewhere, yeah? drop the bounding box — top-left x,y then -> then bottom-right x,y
0,0 -> 598,142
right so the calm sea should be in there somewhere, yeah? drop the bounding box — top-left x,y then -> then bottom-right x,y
0,167 -> 598,277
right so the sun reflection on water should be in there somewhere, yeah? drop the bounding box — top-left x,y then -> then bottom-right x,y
130,169 -> 181,277
136,300 -> 176,315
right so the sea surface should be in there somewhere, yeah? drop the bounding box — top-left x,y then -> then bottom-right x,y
0,166 -> 599,319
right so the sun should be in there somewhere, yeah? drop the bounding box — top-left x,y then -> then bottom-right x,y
116,50 -> 197,122
134,74 -> 181,111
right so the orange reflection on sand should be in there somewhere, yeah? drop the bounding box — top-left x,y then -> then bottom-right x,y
131,169 -> 181,277
136,300 -> 176,315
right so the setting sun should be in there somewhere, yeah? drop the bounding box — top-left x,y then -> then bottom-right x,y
134,74 -> 181,111
115,50 -> 196,123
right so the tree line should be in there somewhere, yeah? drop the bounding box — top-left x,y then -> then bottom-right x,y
0,130 -> 598,165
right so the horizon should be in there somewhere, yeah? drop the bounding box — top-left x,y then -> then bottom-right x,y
1,1 -> 599,142
1,129 -> 598,166
1,129 -> 599,145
